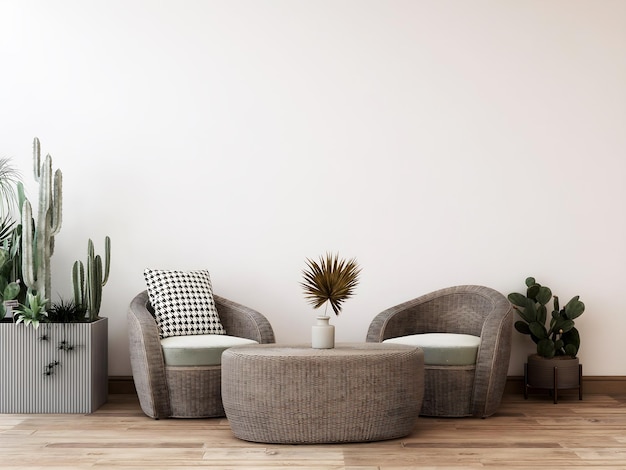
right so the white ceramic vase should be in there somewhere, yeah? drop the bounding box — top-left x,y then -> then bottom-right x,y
311,315 -> 335,349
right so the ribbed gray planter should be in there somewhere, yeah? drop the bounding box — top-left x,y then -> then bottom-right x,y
0,317 -> 108,413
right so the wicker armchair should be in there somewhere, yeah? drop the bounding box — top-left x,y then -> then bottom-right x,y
366,285 -> 513,418
128,290 -> 275,419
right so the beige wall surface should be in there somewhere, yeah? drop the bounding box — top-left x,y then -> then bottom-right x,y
1,0 -> 624,376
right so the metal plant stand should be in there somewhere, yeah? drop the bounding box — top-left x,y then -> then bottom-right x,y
524,361 -> 583,404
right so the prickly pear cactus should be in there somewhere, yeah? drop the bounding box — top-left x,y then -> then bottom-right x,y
508,277 -> 584,358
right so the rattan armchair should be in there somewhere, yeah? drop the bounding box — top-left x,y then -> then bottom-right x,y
366,285 -> 513,418
128,290 -> 275,419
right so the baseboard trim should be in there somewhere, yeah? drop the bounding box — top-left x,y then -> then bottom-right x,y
505,375 -> 626,395
109,376 -> 137,395
109,375 -> 626,396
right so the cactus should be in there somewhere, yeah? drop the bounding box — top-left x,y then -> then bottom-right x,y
73,236 -> 110,321
10,182 -> 28,305
508,277 -> 585,358
20,138 -> 62,305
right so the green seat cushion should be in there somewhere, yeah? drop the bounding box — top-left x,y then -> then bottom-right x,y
383,333 -> 481,366
160,334 -> 258,366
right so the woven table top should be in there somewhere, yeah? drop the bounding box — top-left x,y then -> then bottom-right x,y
225,342 -> 420,358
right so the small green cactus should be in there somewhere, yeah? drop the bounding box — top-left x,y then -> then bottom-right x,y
508,277 -> 585,358
73,236 -> 111,321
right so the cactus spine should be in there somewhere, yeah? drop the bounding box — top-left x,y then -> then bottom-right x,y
21,138 -> 62,304
73,236 -> 110,321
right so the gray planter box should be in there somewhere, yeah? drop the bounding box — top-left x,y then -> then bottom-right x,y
0,317 -> 108,413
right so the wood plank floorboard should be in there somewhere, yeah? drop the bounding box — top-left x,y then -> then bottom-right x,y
1,393 -> 626,469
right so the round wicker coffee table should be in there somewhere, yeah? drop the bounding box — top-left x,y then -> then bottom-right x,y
221,342 -> 424,444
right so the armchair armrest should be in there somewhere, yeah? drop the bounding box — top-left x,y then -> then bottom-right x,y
128,290 -> 171,419
366,301 -> 418,342
215,294 -> 275,344
472,298 -> 513,417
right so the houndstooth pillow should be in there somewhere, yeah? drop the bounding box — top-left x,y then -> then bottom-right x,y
143,269 -> 226,338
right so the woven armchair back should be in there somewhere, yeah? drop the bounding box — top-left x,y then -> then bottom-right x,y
366,285 -> 511,342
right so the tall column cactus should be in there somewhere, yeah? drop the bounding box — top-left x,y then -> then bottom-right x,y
73,236 -> 111,321
21,138 -> 62,304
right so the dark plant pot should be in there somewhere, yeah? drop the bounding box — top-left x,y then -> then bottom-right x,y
524,354 -> 582,403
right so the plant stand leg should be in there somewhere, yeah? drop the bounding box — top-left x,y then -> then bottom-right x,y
579,363 -> 583,400
523,363 -> 528,399
553,366 -> 558,404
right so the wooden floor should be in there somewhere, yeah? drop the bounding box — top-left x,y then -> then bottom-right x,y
2,392 -> 626,469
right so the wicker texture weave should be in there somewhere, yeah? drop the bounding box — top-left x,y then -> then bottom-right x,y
221,343 -> 424,444
366,285 -> 513,418
128,290 -> 275,419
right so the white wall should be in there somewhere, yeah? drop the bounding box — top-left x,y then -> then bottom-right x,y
1,0 -> 624,376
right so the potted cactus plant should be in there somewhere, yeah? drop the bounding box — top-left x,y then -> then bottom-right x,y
0,138 -> 110,413
72,236 -> 111,322
508,277 -> 584,402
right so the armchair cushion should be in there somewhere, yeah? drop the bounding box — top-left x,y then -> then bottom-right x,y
160,334 -> 258,366
144,269 -> 226,338
383,333 -> 480,366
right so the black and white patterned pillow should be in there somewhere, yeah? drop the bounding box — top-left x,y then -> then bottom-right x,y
143,269 -> 226,338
